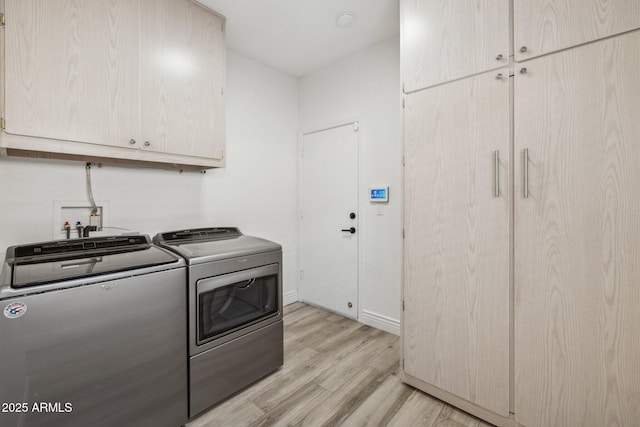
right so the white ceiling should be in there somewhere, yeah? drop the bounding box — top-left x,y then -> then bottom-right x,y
196,0 -> 399,77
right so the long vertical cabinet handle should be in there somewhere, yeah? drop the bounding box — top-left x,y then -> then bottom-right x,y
523,148 -> 529,198
494,150 -> 500,197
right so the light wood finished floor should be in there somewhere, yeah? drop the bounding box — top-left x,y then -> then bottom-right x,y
187,303 -> 491,427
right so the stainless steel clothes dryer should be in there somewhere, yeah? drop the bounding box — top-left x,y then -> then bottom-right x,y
153,227 -> 283,417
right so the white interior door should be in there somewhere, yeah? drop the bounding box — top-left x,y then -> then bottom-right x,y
300,123 -> 359,318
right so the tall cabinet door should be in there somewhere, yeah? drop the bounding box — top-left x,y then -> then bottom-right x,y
403,69 -> 510,416
514,31 -> 640,427
401,0 -> 510,93
514,0 -> 640,62
140,0 -> 225,160
4,0 -> 139,147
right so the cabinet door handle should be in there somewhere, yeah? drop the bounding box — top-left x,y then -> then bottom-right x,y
524,148 -> 529,198
494,150 -> 500,197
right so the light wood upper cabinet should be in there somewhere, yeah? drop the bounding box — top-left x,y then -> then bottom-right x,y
4,0 -> 140,148
514,31 -> 640,427
140,0 -> 225,160
403,68 -> 510,417
2,0 -> 226,169
514,0 -> 640,62
401,0 -> 510,93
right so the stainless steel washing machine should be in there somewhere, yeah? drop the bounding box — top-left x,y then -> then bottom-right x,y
0,235 -> 188,427
153,227 -> 283,417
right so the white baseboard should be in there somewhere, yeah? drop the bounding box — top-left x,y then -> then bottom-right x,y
360,309 -> 400,336
284,294 -> 399,335
283,290 -> 299,306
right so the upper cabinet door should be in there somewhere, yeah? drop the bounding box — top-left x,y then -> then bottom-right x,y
4,0 -> 139,147
140,0 -> 225,160
514,0 -> 640,62
401,0 -> 510,93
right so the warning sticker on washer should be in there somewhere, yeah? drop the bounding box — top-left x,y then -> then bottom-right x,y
4,302 -> 27,319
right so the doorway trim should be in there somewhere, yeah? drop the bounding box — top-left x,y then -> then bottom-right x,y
297,117 -> 364,320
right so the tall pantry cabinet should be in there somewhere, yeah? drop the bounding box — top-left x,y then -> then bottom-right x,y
400,1 -> 640,427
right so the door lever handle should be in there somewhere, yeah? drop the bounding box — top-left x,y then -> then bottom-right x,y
341,227 -> 356,234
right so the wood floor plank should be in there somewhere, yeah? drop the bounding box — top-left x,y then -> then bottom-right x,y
432,404 -> 493,427
368,338 -> 400,376
187,397 -> 264,427
283,302 -> 305,316
248,325 -> 388,415
247,350 -> 336,412
296,315 -> 363,352
283,334 -> 319,365
186,303 -> 494,427
283,305 -> 328,330
314,330 -> 397,392
311,323 -> 378,353
386,390 -> 445,427
341,374 -> 414,426
284,313 -> 350,350
248,382 -> 330,427
297,366 -> 391,427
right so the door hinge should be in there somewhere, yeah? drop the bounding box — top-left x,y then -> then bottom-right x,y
402,228 -> 405,239
299,270 -> 304,280
0,118 -> 5,130
402,83 -> 405,93
0,14 -> 5,27
353,121 -> 359,132
402,358 -> 405,370
402,98 -> 405,109
402,156 -> 405,167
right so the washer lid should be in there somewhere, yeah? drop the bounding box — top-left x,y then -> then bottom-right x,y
153,227 -> 281,264
5,235 -> 180,288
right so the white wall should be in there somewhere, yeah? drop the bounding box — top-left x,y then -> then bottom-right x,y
0,51 -> 300,302
299,37 -> 402,334
0,158 -> 207,254
201,51 -> 300,300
